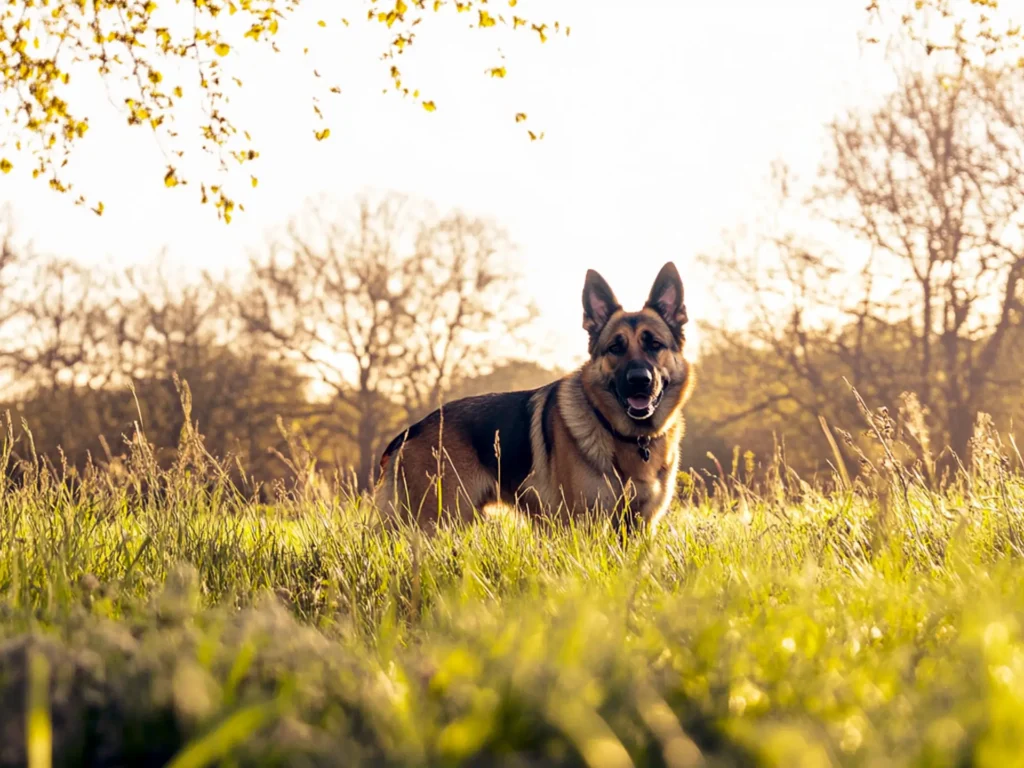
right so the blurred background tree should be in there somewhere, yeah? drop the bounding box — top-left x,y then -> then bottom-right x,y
233,192 -> 535,488
694,59 -> 1024,480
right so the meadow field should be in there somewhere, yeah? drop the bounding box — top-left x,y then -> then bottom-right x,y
5,0 -> 1024,765
2,402 -> 1024,768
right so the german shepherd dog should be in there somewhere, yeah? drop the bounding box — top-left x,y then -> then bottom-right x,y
374,262 -> 695,532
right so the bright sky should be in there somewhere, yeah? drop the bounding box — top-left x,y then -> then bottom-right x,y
2,0 -> 897,371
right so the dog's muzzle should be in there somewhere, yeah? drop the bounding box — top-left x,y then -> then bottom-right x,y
618,362 -> 661,420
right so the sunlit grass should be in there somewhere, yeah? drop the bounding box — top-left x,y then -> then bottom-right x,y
1,402 -> 1023,766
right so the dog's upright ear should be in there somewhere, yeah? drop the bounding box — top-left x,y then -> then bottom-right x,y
645,262 -> 688,340
582,269 -> 621,349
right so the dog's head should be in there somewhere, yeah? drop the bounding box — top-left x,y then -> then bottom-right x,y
580,262 -> 692,432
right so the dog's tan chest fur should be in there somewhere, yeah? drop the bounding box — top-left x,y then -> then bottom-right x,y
517,373 -> 684,525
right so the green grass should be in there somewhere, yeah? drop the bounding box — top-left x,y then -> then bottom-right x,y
1,410 -> 1024,767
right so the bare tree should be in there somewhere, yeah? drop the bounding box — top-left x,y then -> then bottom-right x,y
0,211 -> 27,386
0,246 -> 313,483
113,259 -> 227,383
110,261 -> 309,473
0,210 -> 21,322
400,211 -> 537,416
702,61 -> 1024,465
820,62 -> 1024,456
6,257 -> 116,393
236,193 -> 536,488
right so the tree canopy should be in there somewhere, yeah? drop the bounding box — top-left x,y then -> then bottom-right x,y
0,0 -> 568,221
866,0 -> 1023,67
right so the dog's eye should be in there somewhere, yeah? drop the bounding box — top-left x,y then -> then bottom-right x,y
607,337 -> 627,355
645,335 -> 665,352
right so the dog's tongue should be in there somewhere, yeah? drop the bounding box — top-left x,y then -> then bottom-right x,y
627,395 -> 651,411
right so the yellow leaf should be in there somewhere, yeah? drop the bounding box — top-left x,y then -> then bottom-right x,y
422,100 -> 436,112
508,0 -> 516,5
164,167 -> 179,187
317,19 -> 326,26
515,112 -> 527,122
173,86 -> 183,97
479,9 -> 495,27
528,130 -> 544,141
488,66 -> 506,78
92,201 -> 104,216
0,158 -> 11,174
342,17 -> 349,25
214,42 -> 230,55
413,89 -> 419,98
433,0 -> 442,9
315,128 -> 331,140
251,175 -> 258,187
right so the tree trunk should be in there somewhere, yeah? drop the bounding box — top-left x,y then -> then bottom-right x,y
920,276 -> 932,409
941,310 -> 970,462
355,392 -> 377,492
947,404 -> 974,465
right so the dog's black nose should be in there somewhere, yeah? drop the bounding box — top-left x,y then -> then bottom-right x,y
626,366 -> 653,387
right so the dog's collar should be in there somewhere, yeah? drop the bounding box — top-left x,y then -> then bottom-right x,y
588,400 -> 657,463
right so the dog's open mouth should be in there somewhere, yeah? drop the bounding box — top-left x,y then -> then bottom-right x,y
627,395 -> 652,411
622,391 -> 661,420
